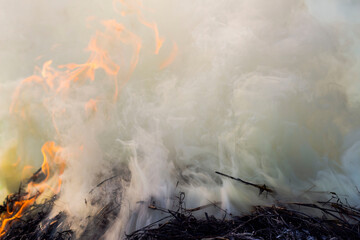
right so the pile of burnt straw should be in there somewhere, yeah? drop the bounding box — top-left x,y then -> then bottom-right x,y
126,172 -> 360,240
2,170 -> 360,240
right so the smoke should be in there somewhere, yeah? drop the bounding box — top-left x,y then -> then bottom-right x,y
1,0 -> 360,239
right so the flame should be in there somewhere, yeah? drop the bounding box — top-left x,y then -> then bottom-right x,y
10,17 -> 143,114
10,0 -> 173,116
114,0 -> 164,54
100,19 -> 142,100
0,142 -> 65,237
2,0 -> 177,236
138,18 -> 164,54
160,42 -> 178,69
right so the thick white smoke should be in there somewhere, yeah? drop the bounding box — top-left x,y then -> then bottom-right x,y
1,0 -> 360,239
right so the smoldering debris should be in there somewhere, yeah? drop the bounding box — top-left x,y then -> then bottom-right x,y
126,173 -> 360,240
2,170 -> 360,239
126,201 -> 360,240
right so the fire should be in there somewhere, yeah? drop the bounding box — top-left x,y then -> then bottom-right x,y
114,0 -> 164,54
160,42 -> 178,69
1,0 -> 178,236
10,18 -> 143,113
10,0 -> 176,116
0,141 -> 64,237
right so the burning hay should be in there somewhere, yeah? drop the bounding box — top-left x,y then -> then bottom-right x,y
0,169 -> 72,240
0,195 -> 71,240
2,169 -> 360,239
0,166 -> 124,239
2,0 -> 360,239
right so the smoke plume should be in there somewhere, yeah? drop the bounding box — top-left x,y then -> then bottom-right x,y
1,0 -> 360,238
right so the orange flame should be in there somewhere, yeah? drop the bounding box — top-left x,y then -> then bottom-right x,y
9,16 -> 143,115
160,42 -> 178,69
10,0 -> 172,118
0,142 -> 65,237
3,0 -> 178,236
114,0 -> 164,54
